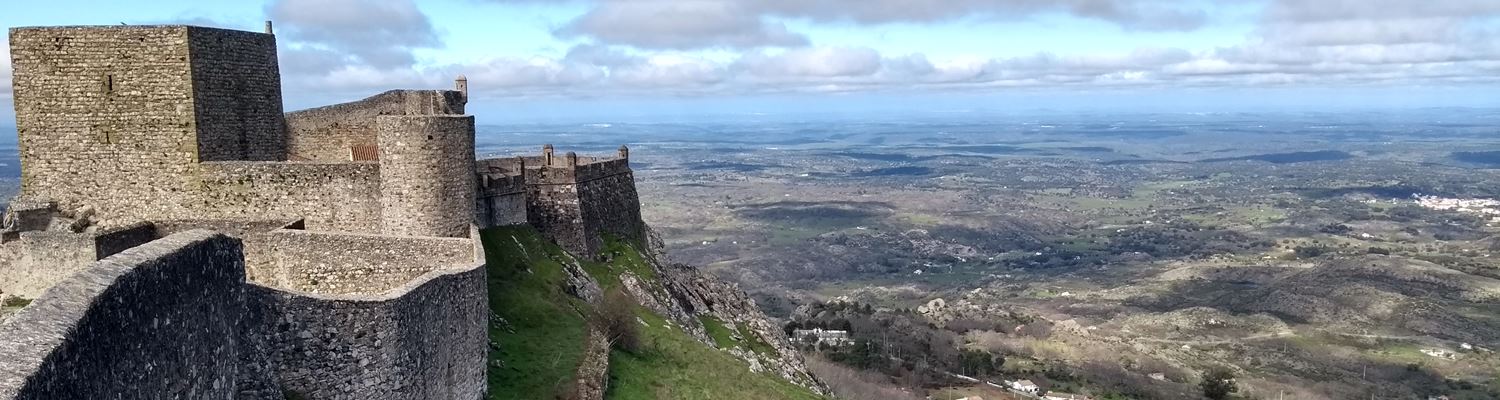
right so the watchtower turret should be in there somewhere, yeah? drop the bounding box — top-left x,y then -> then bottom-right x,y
454,74 -> 468,104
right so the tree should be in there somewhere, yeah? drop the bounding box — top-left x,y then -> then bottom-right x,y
1200,367 -> 1238,400
784,320 -> 802,336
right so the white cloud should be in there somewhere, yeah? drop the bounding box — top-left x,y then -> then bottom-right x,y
267,0 -> 440,71
557,1 -> 807,49
738,47 -> 884,79
514,0 -> 1209,49
0,40 -> 11,99
11,0 -> 1499,106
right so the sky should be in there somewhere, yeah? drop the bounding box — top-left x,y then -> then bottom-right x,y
2,0 -> 1500,122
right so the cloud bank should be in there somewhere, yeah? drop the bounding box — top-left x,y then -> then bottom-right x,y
5,0 -> 1499,106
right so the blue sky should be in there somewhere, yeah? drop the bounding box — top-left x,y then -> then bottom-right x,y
3,0 -> 1500,122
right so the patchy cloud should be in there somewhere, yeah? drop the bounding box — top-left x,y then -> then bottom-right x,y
8,0 -> 1499,108
556,1 -> 808,49
752,0 -> 1207,30
738,47 -> 883,79
511,0 -> 1209,49
0,40 -> 11,99
267,0 -> 440,72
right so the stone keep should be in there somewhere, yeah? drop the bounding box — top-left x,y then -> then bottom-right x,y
9,26 -> 286,220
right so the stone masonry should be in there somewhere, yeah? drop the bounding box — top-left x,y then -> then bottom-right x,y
0,21 -> 647,400
474,145 -> 644,258
0,23 -> 499,400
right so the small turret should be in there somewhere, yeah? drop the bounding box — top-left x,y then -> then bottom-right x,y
454,74 -> 468,104
542,144 -> 554,166
264,21 -> 274,34
565,152 -> 578,166
618,145 -> 629,160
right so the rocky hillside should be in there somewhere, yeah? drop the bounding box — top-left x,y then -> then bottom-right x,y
480,225 -> 827,399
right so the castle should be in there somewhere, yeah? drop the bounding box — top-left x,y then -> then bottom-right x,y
0,23 -> 643,400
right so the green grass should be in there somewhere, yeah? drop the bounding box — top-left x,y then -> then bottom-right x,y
735,323 -> 778,356
701,315 -> 738,349
483,226 -> 591,400
484,228 -> 823,400
608,311 -> 826,400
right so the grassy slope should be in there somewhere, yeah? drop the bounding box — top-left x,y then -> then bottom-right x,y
483,227 -> 824,400
608,311 -> 825,400
484,226 -> 589,399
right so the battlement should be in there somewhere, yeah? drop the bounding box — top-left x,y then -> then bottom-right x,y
472,145 -> 642,258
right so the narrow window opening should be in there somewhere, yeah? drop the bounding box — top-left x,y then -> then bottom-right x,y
103,74 -> 115,95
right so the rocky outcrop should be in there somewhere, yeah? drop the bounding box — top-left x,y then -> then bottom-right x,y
614,228 -> 829,394
573,328 -> 611,400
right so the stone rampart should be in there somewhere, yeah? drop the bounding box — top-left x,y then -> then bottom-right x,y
476,172 -> 527,227
508,146 -> 641,258
91,221 -> 158,259
0,232 -> 96,299
577,169 -> 645,251
0,230 -> 246,400
187,27 -> 285,162
196,161 -> 382,233
377,115 -> 476,238
152,219 -> 300,285
574,158 -> 631,182
0,221 -> 160,299
285,90 -> 465,162
260,229 -> 478,295
246,262 -> 487,400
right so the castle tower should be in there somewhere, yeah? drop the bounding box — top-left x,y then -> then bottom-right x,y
454,74 -> 468,104
377,115 -> 477,237
518,145 -> 644,259
8,26 -> 287,219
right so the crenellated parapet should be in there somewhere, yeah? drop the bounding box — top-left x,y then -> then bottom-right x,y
473,145 -> 642,258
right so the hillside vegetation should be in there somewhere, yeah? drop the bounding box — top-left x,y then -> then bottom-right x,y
481,226 -> 826,400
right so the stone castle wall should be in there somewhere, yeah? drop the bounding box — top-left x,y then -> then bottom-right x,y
284,90 -> 464,162
475,159 -> 527,227
0,222 -> 159,298
577,169 -> 645,252
509,152 -> 642,258
0,231 -> 248,400
152,219 -> 297,285
1,23 -> 494,400
0,229 -> 488,400
9,26 -> 202,220
245,262 -> 487,400
195,161 -> 382,233
90,221 -> 158,260
377,115 -> 476,238
188,27 -> 286,162
0,232 -> 95,299
259,229 -> 478,295
526,175 -> 588,256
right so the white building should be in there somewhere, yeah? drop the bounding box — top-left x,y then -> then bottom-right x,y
1009,379 -> 1040,394
791,328 -> 853,346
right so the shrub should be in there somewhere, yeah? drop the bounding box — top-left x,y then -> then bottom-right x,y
1293,246 -> 1328,259
592,288 -> 642,354
1200,367 -> 1237,400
